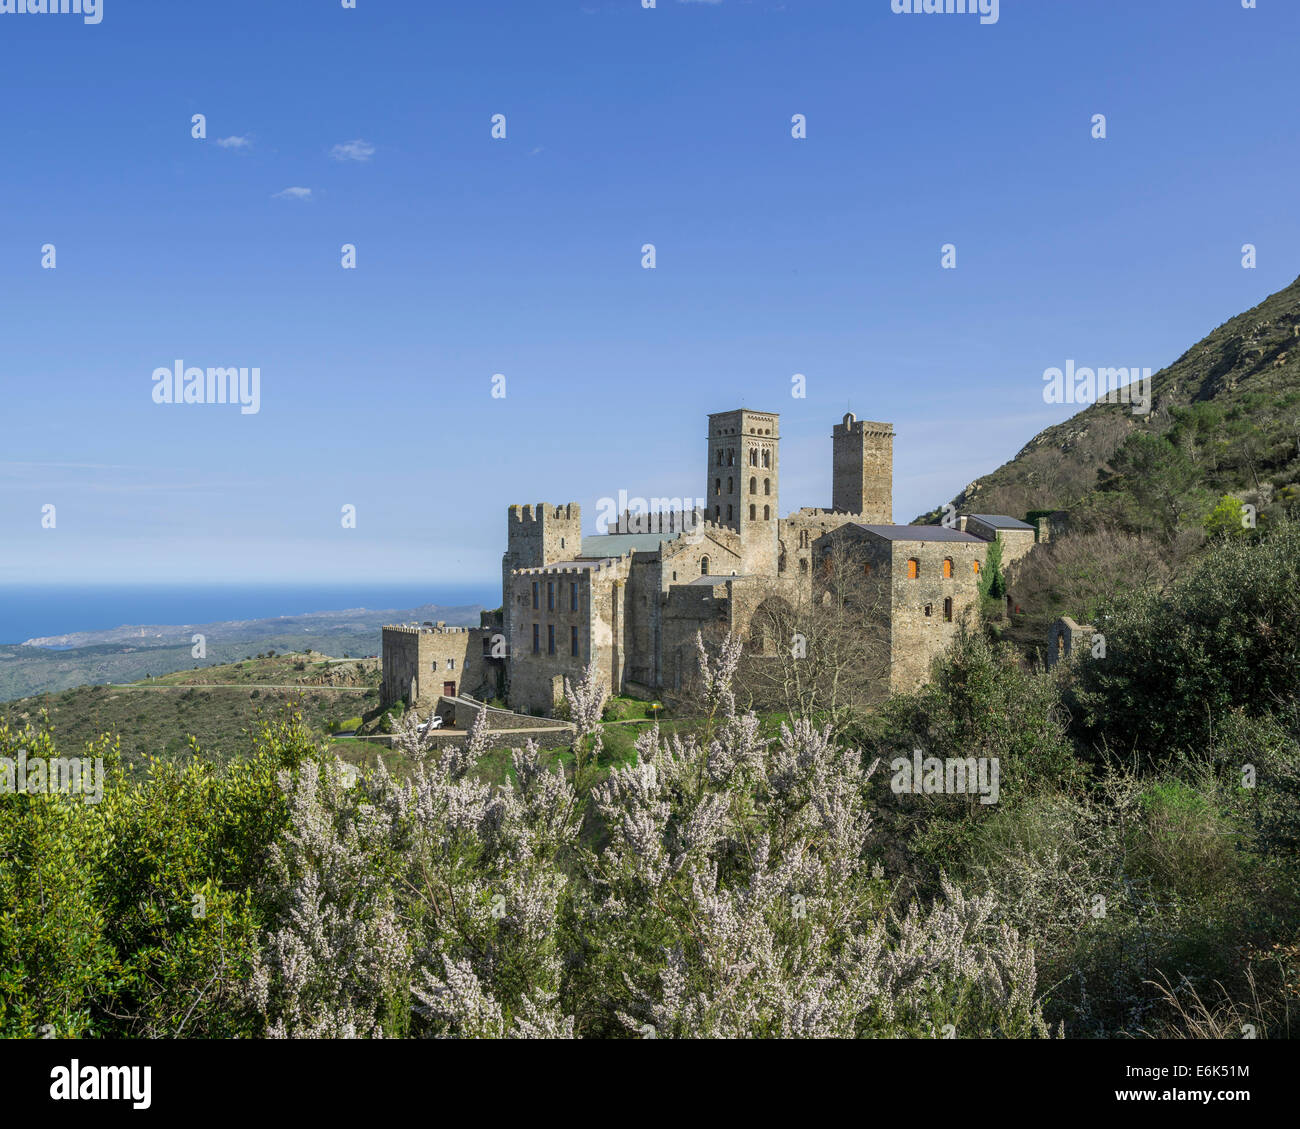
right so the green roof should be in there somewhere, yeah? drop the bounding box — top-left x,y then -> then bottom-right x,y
579,533 -> 677,558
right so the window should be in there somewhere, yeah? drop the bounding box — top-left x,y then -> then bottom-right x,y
863,563 -> 872,576
560,537 -> 565,550
762,450 -> 770,468
714,478 -> 721,496
547,581 -> 554,611
547,625 -> 555,655
448,658 -> 455,670
717,450 -> 723,466
570,583 -> 578,611
800,558 -> 808,573
727,477 -> 733,494
763,505 -> 770,520
700,556 -> 710,576
532,624 -> 540,654
943,598 -> 953,622
714,505 -> 721,519
924,604 -> 933,618
749,449 -> 758,466
749,476 -> 757,495
749,504 -> 756,520
727,448 -> 735,466
907,558 -> 920,579
531,581 -> 539,609
764,478 -> 770,495
570,625 -> 579,656
727,505 -> 733,521
431,659 -> 439,671
799,530 -> 810,549
973,560 -> 981,575
943,558 -> 953,579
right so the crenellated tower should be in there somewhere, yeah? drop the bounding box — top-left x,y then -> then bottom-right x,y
832,412 -> 893,522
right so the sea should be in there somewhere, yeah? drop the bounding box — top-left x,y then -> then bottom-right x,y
0,583 -> 496,646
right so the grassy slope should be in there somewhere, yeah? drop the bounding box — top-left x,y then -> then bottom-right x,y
0,653 -> 382,771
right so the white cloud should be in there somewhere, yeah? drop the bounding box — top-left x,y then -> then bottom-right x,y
330,139 -> 375,162
272,186 -> 313,201
215,135 -> 251,150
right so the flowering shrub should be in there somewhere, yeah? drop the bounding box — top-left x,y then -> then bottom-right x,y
246,635 -> 1051,1038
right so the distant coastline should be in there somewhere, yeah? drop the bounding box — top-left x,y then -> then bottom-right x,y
0,583 -> 496,647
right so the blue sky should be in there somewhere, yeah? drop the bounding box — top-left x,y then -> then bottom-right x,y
1,0 -> 1297,590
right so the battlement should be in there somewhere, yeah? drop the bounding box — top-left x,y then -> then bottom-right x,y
383,623 -> 478,635
832,413 -> 893,438
509,502 -> 580,524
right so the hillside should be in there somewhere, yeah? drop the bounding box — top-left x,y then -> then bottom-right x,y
0,601 -> 481,701
917,274 -> 1300,529
0,652 -> 383,770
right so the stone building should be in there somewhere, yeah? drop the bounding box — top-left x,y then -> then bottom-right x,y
382,408 -> 1041,715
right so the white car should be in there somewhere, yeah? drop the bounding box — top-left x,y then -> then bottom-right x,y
418,714 -> 445,736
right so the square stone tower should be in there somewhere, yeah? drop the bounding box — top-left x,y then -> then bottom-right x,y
706,409 -> 780,575
832,412 -> 893,522
501,503 -> 582,656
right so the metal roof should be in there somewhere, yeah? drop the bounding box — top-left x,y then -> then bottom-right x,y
969,514 -> 1035,530
579,532 -> 678,558
854,524 -> 984,543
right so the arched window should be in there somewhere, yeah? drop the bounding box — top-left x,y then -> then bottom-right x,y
727,505 -> 733,521
714,505 -> 720,519
763,505 -> 770,520
762,450 -> 770,468
924,604 -> 933,618
716,450 -> 723,466
727,448 -> 735,466
749,449 -> 758,466
749,476 -> 757,495
907,558 -> 920,579
749,504 -> 756,520
799,530 -> 810,549
942,558 -> 953,578
714,478 -> 721,496
943,597 -> 953,622
800,558 -> 808,573
700,556 -> 710,576
764,478 -> 770,495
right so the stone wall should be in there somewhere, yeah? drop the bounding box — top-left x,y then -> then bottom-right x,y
381,624 -> 495,708
881,536 -> 986,692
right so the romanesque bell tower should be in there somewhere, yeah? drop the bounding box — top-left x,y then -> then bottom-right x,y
832,412 -> 893,522
706,409 -> 780,574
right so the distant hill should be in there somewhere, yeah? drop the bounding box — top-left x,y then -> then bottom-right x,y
0,602 -> 481,701
0,652 -> 383,770
916,275 -> 1300,530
